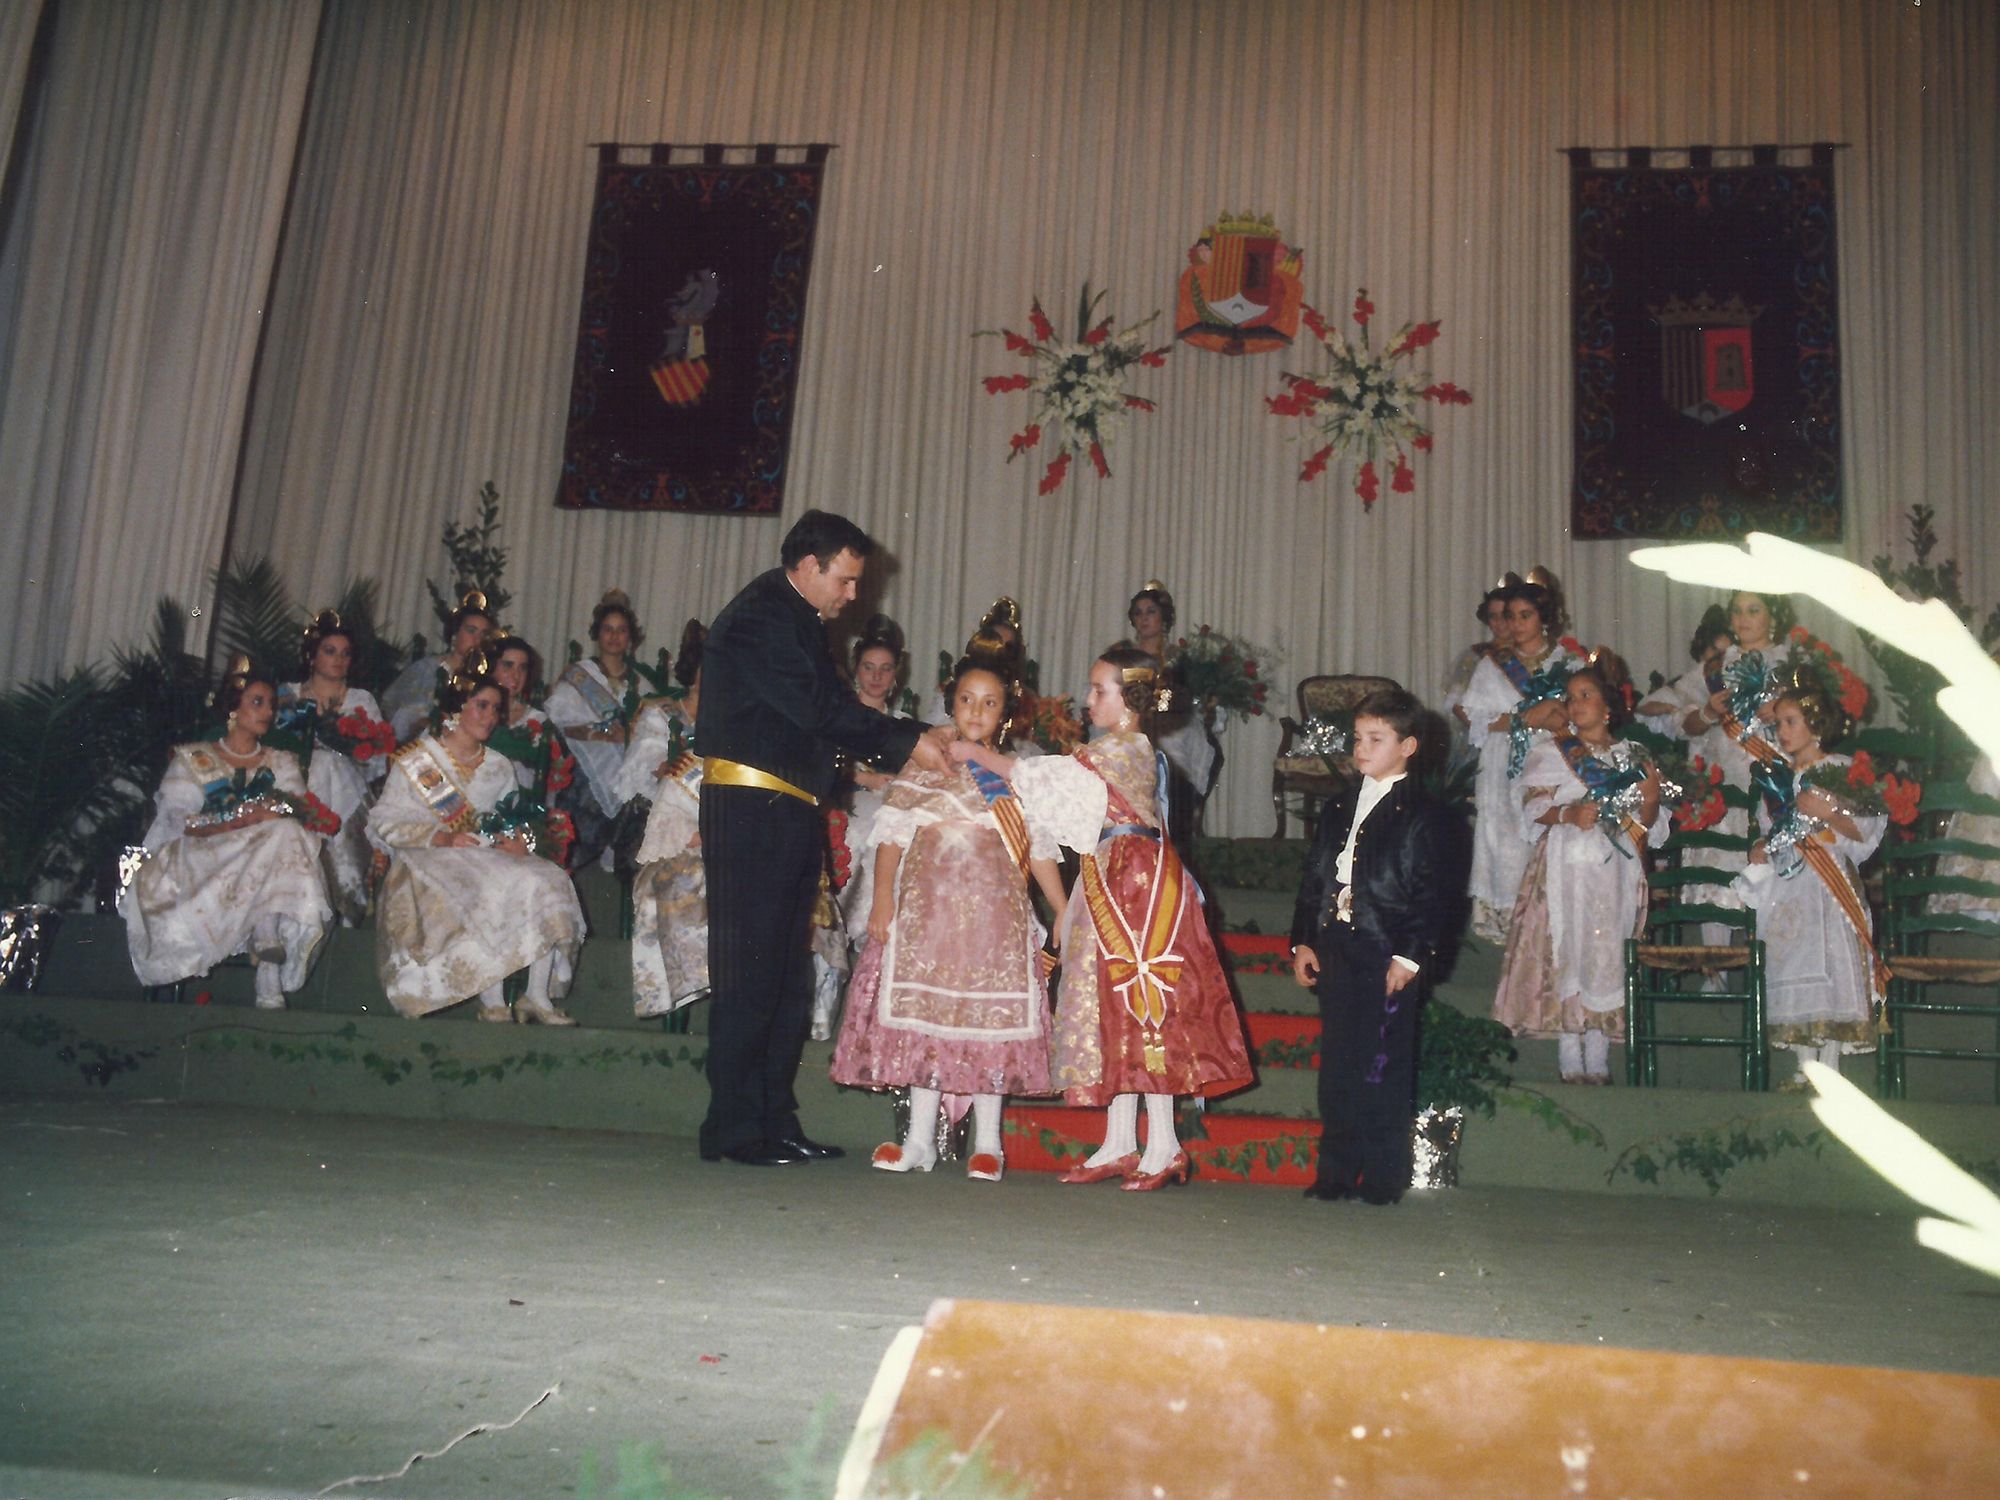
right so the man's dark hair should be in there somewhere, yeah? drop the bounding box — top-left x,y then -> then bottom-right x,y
781,510 -> 874,570
1353,686 -> 1426,742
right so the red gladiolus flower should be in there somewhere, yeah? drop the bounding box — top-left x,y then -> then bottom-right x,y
1266,390 -> 1315,419
1088,442 -> 1110,479
983,374 -> 1031,395
1356,460 -> 1380,507
1788,626 -> 1811,645
1882,774 -> 1922,827
1422,382 -> 1472,405
1139,346 -> 1172,368
1029,301 -> 1055,343
1124,394 -> 1156,411
1389,320 -> 1442,356
1299,444 -> 1335,482
1560,636 -> 1585,655
1352,290 -> 1374,327
1007,424 -> 1042,460
1038,451 -> 1071,496
1391,454 -> 1415,494
1004,331 -> 1036,355
1301,304 -> 1329,340
1084,318 -> 1113,346
1413,433 -> 1434,451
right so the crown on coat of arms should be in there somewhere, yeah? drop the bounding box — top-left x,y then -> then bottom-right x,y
1649,292 -> 1764,328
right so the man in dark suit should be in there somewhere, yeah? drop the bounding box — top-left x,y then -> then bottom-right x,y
699,510 -> 949,1166
1289,687 -> 1464,1204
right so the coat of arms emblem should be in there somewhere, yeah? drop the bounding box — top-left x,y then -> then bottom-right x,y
1650,292 -> 1761,425
1175,213 -> 1304,355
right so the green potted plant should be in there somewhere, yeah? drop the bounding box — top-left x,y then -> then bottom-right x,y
1411,1002 -> 1517,1188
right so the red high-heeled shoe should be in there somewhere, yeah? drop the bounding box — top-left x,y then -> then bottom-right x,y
1121,1150 -> 1190,1192
1058,1152 -> 1140,1184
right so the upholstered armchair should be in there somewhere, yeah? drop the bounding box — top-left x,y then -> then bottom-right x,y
1270,674 -> 1401,838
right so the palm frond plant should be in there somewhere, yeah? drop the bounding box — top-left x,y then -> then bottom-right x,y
209,556 -> 303,682
0,669 -> 150,908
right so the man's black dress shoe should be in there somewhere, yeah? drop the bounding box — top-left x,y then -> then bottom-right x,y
777,1134 -> 845,1161
708,1138 -> 809,1166
1302,1182 -> 1353,1202
1358,1186 -> 1403,1206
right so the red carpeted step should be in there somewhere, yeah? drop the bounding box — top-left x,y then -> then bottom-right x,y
1002,1104 -> 1320,1186
1220,931 -> 1294,974
1245,1011 -> 1321,1068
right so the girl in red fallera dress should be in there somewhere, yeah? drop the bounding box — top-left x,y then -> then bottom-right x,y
952,647 -> 1252,1191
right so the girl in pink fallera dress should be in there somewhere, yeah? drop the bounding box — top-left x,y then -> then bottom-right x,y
830,633 -> 1063,1182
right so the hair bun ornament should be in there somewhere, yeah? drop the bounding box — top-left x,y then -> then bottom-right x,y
599,588 -> 631,611
1154,686 -> 1175,713
1141,578 -> 1168,594
305,607 -> 343,637
459,587 -> 488,613
223,652 -> 253,682
1119,664 -> 1158,686
982,596 -> 1023,633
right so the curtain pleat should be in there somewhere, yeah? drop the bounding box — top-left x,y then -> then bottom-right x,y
0,0 -> 323,685
0,0 -> 45,177
4,1 -> 1993,838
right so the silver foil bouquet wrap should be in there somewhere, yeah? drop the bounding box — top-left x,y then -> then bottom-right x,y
1762,806 -> 1825,880
1293,717 -> 1350,760
185,793 -> 294,832
1410,1105 -> 1465,1190
0,905 -> 63,991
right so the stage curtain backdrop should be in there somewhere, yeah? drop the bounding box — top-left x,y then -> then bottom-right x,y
0,0 -> 46,175
3,0 -> 1995,838
0,0 -> 322,685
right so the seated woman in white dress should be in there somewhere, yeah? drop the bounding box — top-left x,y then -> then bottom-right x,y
626,621 -> 710,1018
122,660 -> 334,1009
480,633 -> 576,810
1440,580 -> 1513,779
279,610 -> 394,922
371,664 -> 588,1024
379,588 -> 493,743
1733,675 -> 1889,1086
546,589 -> 645,869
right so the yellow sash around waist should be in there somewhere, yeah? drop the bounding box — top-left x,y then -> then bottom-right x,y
702,757 -> 817,807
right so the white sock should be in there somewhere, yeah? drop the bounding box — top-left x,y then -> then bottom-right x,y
524,951 -> 554,1004
1557,1032 -> 1585,1079
478,983 -> 507,1013
901,1086 -> 942,1168
1815,1040 -> 1842,1074
971,1095 -> 1003,1159
1789,1043 -> 1816,1080
1582,1029 -> 1609,1078
1139,1093 -> 1180,1174
1086,1093 -> 1140,1167
253,962 -> 284,1008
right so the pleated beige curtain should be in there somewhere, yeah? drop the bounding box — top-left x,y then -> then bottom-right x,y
0,0 -> 322,685
5,1 -> 1995,837
0,0 -> 46,173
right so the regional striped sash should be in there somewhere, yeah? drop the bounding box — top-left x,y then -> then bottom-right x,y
393,739 -> 479,835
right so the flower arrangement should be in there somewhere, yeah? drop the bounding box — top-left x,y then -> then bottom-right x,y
1781,626 -> 1872,724
978,285 -> 1171,496
1019,691 -> 1084,755
1266,288 -> 1471,507
1801,753 -> 1887,818
322,709 -> 396,764
1172,626 -> 1273,724
825,808 -> 852,891
1882,772 -> 1923,829
1671,755 -> 1728,834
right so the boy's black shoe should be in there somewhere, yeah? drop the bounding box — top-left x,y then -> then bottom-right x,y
1302,1182 -> 1353,1202
1357,1185 -> 1403,1206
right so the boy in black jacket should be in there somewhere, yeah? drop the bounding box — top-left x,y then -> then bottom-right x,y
1290,687 -> 1462,1204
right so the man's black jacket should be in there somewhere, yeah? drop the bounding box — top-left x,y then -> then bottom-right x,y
1289,776 -> 1464,970
700,567 -> 924,803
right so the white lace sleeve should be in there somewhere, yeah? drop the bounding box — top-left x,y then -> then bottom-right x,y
868,795 -> 947,853
615,705 -> 676,804
1012,754 -> 1108,856
142,758 -> 205,851
637,782 -> 699,864
269,750 -> 308,798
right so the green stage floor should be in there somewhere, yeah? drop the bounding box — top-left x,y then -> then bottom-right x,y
2,1095 -> 1994,1499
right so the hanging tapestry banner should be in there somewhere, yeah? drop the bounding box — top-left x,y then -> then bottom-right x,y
1569,146 -> 1842,540
557,144 -> 831,514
